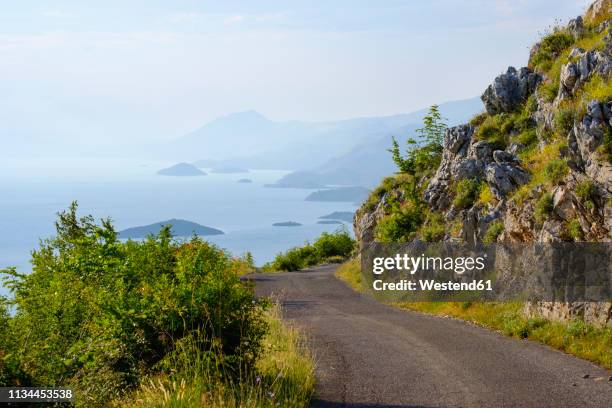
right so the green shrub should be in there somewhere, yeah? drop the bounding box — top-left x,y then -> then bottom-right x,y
419,212 -> 446,242
531,30 -> 574,71
0,203 -> 266,406
540,80 -> 560,103
477,182 -> 495,205
567,219 -> 583,241
470,112 -> 488,127
544,159 -> 569,184
474,115 -> 507,149
265,230 -> 355,272
312,229 -> 355,260
453,178 -> 480,209
553,107 -> 574,135
576,180 -> 597,202
483,221 -> 504,244
535,193 -> 554,223
516,129 -> 538,146
524,94 -> 538,114
375,203 -> 424,243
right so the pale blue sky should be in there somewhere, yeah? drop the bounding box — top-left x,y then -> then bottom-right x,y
0,0 -> 591,155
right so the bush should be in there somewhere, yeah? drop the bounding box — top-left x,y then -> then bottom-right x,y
553,107 -> 574,135
419,212 -> 446,242
535,193 -> 554,223
375,203 -> 424,243
477,182 -> 495,205
540,79 -> 560,103
531,30 -> 574,71
474,115 -> 507,149
1,203 -> 266,406
265,230 -> 355,272
567,219 -> 583,241
575,180 -> 597,202
452,178 -> 480,209
483,221 -> 504,244
470,112 -> 488,127
544,159 -> 569,184
516,129 -> 538,146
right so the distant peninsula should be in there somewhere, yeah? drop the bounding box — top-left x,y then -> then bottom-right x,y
157,163 -> 206,176
272,221 -> 302,227
319,211 -> 354,223
305,187 -> 370,203
237,178 -> 253,183
265,171 -> 325,188
119,219 -> 223,239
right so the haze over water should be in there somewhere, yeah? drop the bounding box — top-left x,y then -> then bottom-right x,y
0,158 -> 356,297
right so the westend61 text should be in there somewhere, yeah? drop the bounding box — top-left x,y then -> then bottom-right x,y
372,279 -> 493,292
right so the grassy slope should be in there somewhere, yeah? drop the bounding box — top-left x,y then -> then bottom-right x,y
336,259 -> 612,369
116,305 -> 315,408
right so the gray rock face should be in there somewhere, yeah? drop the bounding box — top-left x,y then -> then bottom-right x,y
558,48 -> 612,100
571,100 -> 612,191
493,150 -> 519,164
424,125 -> 478,210
481,67 -> 542,115
485,163 -> 530,199
568,16 -> 584,40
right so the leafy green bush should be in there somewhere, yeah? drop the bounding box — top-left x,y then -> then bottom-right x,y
375,203 -> 424,243
419,212 -> 445,242
452,178 -> 480,209
483,221 -> 504,244
0,203 -> 266,406
535,193 -> 554,223
389,105 -> 446,175
544,159 -> 569,184
264,229 -> 355,272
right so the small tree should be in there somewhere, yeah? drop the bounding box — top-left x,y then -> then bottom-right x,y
389,105 -> 447,174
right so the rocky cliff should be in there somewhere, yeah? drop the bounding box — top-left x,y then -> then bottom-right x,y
354,0 -> 611,326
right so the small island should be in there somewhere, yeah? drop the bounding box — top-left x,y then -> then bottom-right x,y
157,163 -> 206,176
319,211 -> 354,223
317,220 -> 344,225
237,178 -> 253,183
119,219 -> 223,239
272,221 -> 302,227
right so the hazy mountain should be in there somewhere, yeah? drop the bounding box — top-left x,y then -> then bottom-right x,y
268,97 -> 485,188
168,97 -> 484,170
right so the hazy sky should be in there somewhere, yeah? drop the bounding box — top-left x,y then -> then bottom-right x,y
0,0 -> 592,154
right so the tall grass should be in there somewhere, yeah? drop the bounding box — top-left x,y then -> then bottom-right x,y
116,304 -> 315,408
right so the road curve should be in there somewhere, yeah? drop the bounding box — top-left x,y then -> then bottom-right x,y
250,264 -> 612,408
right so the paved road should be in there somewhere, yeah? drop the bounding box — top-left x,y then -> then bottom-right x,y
250,264 -> 612,408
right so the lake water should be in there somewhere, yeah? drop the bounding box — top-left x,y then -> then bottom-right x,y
0,158 -> 358,297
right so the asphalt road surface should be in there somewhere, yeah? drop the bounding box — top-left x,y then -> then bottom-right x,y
250,264 -> 612,408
